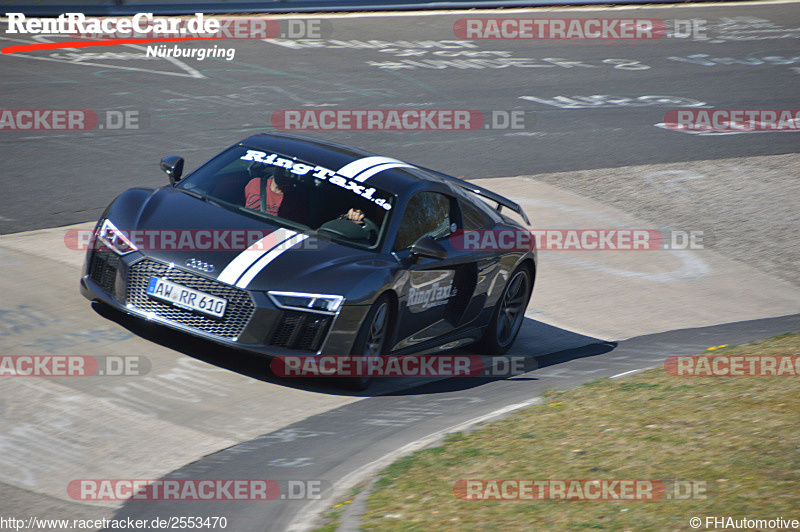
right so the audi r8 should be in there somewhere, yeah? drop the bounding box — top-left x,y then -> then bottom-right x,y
81,133 -> 536,388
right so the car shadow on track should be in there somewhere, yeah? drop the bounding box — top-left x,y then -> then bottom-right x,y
92,302 -> 616,397
375,320 -> 616,396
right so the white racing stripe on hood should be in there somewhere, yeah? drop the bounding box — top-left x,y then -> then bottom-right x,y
235,233 -> 309,288
217,228 -> 297,286
337,156 -> 414,182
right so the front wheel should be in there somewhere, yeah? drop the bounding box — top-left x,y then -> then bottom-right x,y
477,265 -> 532,356
342,294 -> 392,391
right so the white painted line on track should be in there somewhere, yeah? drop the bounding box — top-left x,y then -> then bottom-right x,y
288,396 -> 544,532
610,368 -> 646,379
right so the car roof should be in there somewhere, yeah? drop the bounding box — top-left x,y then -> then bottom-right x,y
238,132 -> 531,226
239,132 -> 453,196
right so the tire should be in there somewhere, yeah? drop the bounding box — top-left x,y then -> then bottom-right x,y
477,264 -> 532,356
341,294 -> 392,391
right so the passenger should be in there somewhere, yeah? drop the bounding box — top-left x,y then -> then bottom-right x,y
244,167 -> 308,223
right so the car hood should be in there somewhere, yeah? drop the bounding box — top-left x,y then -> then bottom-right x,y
122,187 -> 381,292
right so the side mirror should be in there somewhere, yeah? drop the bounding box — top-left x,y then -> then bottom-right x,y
409,236 -> 448,261
160,156 -> 184,185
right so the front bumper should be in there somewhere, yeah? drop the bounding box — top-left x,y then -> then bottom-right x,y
80,249 -> 364,359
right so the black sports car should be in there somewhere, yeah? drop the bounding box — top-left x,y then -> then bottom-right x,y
81,133 -> 536,388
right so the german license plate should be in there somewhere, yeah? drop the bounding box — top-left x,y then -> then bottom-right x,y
146,277 -> 227,318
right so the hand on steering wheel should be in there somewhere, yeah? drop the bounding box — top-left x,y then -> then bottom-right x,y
321,208 -> 378,242
339,208 -> 365,224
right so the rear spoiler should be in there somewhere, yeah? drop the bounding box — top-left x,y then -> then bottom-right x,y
437,173 -> 531,226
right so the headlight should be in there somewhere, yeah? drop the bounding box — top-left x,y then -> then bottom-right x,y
268,291 -> 344,314
96,219 -> 138,255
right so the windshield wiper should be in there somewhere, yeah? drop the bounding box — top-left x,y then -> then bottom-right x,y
176,187 -> 206,201
176,187 -> 225,208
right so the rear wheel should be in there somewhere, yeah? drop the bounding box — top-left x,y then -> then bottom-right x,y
342,294 -> 391,391
477,265 -> 532,356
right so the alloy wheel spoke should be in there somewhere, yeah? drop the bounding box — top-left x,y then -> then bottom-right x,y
498,272 -> 528,343
364,303 -> 388,357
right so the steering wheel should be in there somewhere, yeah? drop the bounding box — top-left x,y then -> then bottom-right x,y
318,217 -> 378,243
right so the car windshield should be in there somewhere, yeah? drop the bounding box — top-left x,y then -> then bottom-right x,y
176,145 -> 395,250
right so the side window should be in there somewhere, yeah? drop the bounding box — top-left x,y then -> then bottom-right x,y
460,198 -> 495,230
394,192 -> 452,251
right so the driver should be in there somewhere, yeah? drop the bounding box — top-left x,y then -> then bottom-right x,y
244,166 -> 308,223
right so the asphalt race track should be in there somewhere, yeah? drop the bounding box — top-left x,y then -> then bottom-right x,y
1,2 -> 799,531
